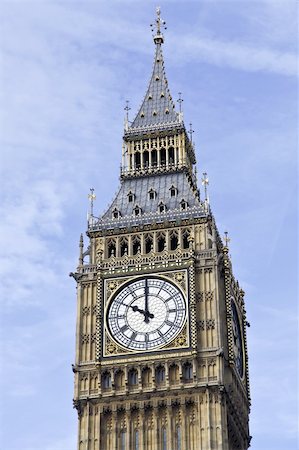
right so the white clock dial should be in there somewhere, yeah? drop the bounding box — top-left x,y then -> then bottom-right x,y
107,277 -> 186,351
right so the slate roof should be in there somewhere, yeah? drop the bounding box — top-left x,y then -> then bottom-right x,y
88,171 -> 206,231
130,43 -> 180,129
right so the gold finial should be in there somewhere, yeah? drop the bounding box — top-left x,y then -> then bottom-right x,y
201,172 -> 209,202
150,6 -> 167,44
223,231 -> 231,247
88,188 -> 96,218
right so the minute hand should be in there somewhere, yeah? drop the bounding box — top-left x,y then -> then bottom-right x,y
144,279 -> 151,323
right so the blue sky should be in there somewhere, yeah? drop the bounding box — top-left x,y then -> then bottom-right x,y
0,1 -> 297,449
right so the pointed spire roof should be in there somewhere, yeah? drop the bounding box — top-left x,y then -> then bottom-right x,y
129,8 -> 180,131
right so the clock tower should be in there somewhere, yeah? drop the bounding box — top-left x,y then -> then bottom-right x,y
71,8 -> 251,450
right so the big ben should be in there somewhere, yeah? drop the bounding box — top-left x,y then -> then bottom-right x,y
71,8 -> 251,450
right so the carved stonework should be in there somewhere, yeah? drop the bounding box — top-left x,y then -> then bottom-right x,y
164,323 -> 188,349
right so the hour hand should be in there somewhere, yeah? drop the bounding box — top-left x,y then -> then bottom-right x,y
130,304 -> 146,315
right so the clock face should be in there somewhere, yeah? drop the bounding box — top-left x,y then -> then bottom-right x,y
107,277 -> 186,351
231,297 -> 244,378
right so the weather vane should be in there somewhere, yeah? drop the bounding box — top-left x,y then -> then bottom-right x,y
124,100 -> 131,122
177,92 -> 184,113
150,6 -> 167,41
88,188 -> 96,218
201,172 -> 209,202
223,231 -> 231,247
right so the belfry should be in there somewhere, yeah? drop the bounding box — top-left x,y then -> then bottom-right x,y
71,8 -> 251,450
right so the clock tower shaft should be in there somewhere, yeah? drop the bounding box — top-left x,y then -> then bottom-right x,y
71,9 -> 251,450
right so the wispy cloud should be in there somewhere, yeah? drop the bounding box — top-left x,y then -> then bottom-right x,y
170,34 -> 297,76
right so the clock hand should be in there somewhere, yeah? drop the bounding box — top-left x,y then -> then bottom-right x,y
129,304 -> 146,315
144,278 -> 150,323
129,303 -> 154,320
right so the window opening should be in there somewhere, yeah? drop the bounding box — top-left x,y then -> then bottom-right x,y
160,148 -> 166,165
176,426 -> 181,450
152,149 -> 157,166
134,430 -> 139,450
148,189 -> 157,200
128,191 -> 134,203
120,239 -> 128,257
182,230 -> 190,249
145,235 -> 153,254
143,151 -> 149,168
180,199 -> 188,210
132,237 -> 140,255
120,430 -> 126,450
162,427 -> 167,450
156,366 -> 165,383
157,234 -> 166,252
135,152 -> 141,169
170,185 -> 177,197
170,232 -> 178,251
134,206 -> 141,216
158,202 -> 166,213
183,362 -> 193,380
107,240 -> 116,258
112,208 -> 120,219
168,147 -> 175,164
102,372 -> 111,389
128,369 -> 138,386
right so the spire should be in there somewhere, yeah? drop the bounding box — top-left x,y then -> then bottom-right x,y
130,7 -> 179,130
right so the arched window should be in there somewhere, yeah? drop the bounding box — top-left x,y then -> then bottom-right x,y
170,231 -> 178,251
135,151 -> 141,168
169,364 -> 179,383
158,202 -> 166,213
120,430 -> 126,450
160,148 -> 166,165
134,205 -> 142,216
169,185 -> 177,197
142,367 -> 151,387
144,234 -> 153,254
162,427 -> 167,450
132,236 -> 141,255
102,371 -> 111,389
182,230 -> 190,249
112,208 -> 121,219
143,150 -> 149,168
176,426 -> 181,450
107,239 -> 116,258
128,368 -> 138,386
115,370 -> 125,389
127,191 -> 135,203
156,365 -> 165,383
134,430 -> 139,450
152,149 -> 158,166
183,362 -> 193,381
180,199 -> 188,210
168,147 -> 175,165
120,238 -> 128,257
148,189 -> 157,200
157,233 -> 166,252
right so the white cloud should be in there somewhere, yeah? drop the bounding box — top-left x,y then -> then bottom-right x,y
169,33 -> 297,76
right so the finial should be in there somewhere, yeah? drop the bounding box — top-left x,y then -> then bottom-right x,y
201,172 -> 209,202
177,92 -> 184,113
150,6 -> 166,44
188,123 -> 194,143
223,231 -> 231,247
79,234 -> 83,265
124,100 -> 131,121
88,188 -> 96,218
